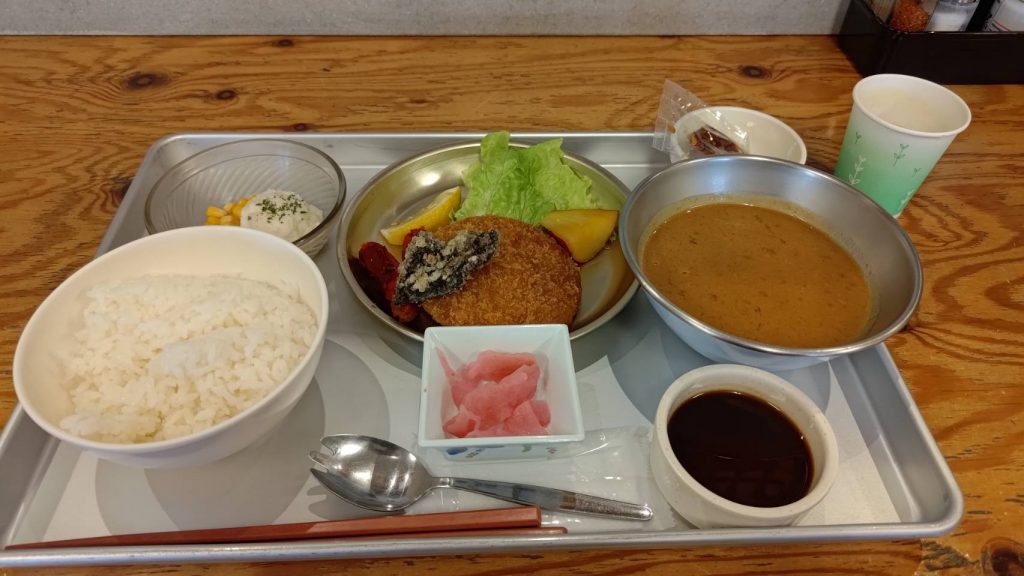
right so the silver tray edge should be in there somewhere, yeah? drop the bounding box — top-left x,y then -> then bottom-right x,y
0,131 -> 963,567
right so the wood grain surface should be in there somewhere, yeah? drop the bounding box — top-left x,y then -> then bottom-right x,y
1,35 -> 1022,576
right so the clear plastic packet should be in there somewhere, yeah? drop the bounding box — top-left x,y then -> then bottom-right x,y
653,79 -> 750,162
418,426 -> 681,532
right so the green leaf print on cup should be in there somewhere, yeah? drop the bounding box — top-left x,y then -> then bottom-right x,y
835,135 -> 933,216
848,155 -> 867,186
892,143 -> 909,167
834,75 -> 971,217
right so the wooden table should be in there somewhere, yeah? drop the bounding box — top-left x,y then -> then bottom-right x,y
1,35 -> 1022,576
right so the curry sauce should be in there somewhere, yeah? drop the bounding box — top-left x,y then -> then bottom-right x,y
642,202 -> 871,348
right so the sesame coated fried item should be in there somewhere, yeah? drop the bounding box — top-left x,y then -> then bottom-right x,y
393,229 -> 499,306
422,216 -> 581,327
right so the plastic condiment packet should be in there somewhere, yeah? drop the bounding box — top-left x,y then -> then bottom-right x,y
418,426 -> 680,531
653,79 -> 750,162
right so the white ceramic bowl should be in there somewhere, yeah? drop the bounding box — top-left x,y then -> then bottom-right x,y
418,324 -> 584,461
672,106 -> 807,164
13,227 -> 329,468
650,364 -> 839,528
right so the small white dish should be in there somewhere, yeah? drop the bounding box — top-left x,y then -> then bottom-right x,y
650,364 -> 838,528
673,106 -> 807,164
418,324 -> 584,461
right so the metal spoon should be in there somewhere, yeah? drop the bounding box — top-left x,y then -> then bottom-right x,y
309,434 -> 653,521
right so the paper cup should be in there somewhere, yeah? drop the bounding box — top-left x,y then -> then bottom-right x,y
834,74 -> 971,217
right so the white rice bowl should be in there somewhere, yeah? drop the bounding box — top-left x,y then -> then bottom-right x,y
14,227 -> 329,468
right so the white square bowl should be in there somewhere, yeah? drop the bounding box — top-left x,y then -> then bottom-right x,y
418,324 -> 584,461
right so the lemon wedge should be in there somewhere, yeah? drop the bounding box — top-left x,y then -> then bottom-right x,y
380,186 -> 462,245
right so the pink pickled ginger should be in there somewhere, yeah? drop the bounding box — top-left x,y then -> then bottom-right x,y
439,350 -> 551,438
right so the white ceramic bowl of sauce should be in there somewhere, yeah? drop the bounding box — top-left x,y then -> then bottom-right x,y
650,364 -> 839,528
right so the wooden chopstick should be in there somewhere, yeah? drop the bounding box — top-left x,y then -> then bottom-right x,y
6,506 -> 545,550
353,527 -> 567,540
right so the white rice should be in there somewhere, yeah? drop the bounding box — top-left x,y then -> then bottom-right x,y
59,274 -> 317,444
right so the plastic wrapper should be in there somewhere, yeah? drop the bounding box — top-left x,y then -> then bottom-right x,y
420,426 -> 681,532
653,79 -> 750,162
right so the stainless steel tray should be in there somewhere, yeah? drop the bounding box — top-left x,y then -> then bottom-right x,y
0,132 -> 962,568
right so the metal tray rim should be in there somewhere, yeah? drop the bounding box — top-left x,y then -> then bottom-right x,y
0,513 -> 962,568
0,131 -> 963,568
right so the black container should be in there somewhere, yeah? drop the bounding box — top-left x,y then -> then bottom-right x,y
837,0 -> 1024,84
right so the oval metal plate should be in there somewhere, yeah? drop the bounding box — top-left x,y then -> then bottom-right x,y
337,139 -> 638,341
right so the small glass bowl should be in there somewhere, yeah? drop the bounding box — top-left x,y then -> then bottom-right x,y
144,139 -> 345,257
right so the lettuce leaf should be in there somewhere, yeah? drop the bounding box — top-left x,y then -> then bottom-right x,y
454,131 -> 597,225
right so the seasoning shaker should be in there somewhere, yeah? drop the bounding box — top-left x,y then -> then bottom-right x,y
927,0 -> 981,30
871,0 -> 898,20
889,0 -> 939,30
984,0 -> 1024,30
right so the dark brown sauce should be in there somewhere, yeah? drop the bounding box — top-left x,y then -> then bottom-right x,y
667,390 -> 812,508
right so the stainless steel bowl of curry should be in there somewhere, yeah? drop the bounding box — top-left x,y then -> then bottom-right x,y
619,155 -> 922,370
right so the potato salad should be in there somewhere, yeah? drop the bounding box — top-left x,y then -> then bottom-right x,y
240,189 -> 324,242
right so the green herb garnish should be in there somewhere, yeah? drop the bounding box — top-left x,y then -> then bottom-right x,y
257,193 -> 307,221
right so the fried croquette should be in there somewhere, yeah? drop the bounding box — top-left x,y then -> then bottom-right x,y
422,215 -> 581,326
